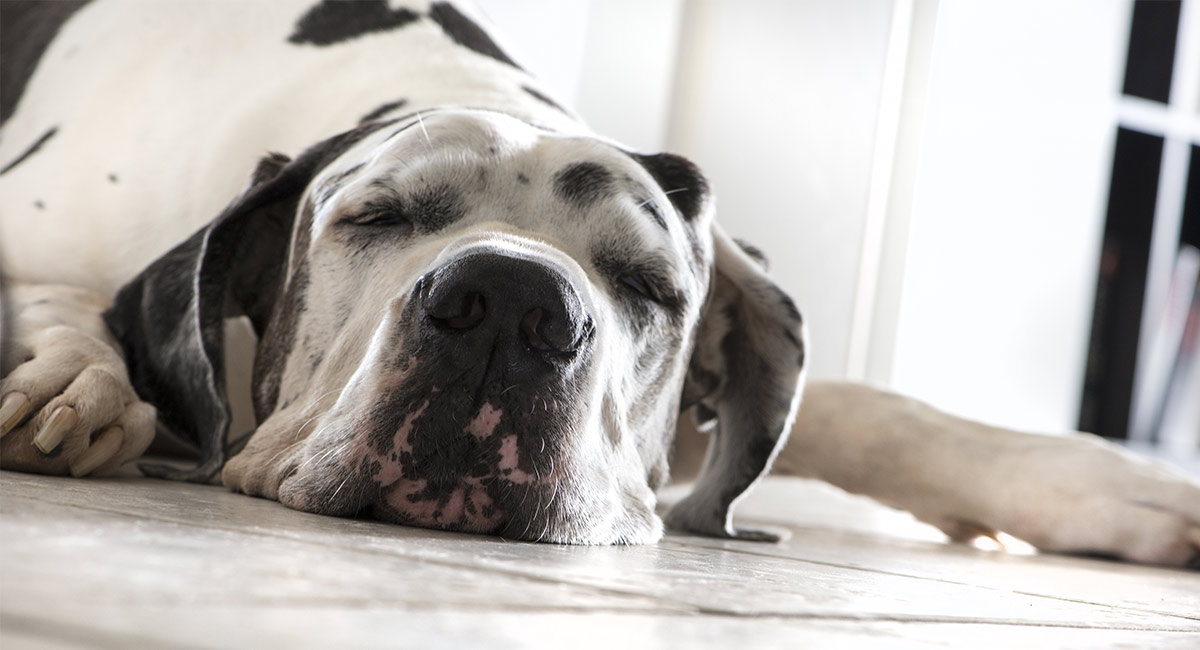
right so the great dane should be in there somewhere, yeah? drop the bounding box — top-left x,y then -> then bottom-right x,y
2,0 -> 1198,564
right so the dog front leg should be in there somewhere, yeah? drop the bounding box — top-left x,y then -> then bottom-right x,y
772,381 -> 1200,568
1,282 -> 156,477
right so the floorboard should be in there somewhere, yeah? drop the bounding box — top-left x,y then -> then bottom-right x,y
2,471 -> 1198,648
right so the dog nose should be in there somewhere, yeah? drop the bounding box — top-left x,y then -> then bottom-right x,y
420,253 -> 592,373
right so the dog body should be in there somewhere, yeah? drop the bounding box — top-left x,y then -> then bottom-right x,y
3,0 -> 1199,563
1,0 -> 580,296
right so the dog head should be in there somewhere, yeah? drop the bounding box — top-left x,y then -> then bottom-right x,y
105,109 -> 807,543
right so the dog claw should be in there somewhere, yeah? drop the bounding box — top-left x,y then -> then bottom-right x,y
33,405 -> 77,454
69,426 -> 123,477
0,393 -> 31,437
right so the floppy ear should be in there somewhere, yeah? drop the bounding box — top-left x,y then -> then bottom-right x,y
667,223 -> 808,541
103,125 -> 385,482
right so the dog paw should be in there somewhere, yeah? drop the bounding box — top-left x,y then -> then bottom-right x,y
1,324 -> 156,477
957,434 -> 1200,568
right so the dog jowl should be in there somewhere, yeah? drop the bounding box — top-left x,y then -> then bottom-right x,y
104,110 -> 808,544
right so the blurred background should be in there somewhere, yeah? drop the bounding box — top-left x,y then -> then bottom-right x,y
475,0 -> 1200,464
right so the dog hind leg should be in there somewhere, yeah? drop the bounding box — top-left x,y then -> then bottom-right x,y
771,381 -> 1200,568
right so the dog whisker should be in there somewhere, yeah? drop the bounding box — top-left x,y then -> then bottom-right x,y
415,111 -> 433,151
330,475 -> 351,504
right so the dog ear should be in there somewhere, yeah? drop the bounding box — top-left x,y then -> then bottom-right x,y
667,223 -> 808,541
103,124 -> 385,482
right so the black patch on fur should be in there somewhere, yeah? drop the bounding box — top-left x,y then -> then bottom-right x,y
522,85 -> 566,113
1,1 -> 90,125
770,285 -> 802,325
33,200 -> 44,210
629,152 -> 709,222
0,274 -> 9,376
429,2 -> 519,68
694,402 -> 718,425
107,173 -> 118,184
288,0 -> 419,46
554,162 -> 615,208
681,355 -> 721,412
251,153 -> 293,186
359,99 -> 409,124
253,262 -> 309,421
1,127 -> 57,175
734,239 -> 768,270
315,163 -> 365,207
516,173 -> 530,185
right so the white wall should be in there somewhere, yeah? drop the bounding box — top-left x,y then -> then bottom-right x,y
665,0 -> 896,381
887,0 -> 1130,432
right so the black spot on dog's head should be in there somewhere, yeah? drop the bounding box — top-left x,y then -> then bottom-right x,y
253,261 -> 310,420
522,85 -> 567,113
734,239 -> 768,270
428,2 -> 520,68
359,99 -> 409,125
554,162 -> 614,208
630,153 -> 709,222
288,0 -> 419,46
315,163 -> 365,209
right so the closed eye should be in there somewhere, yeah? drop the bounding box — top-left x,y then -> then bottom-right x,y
594,249 -> 685,317
619,269 -> 680,311
621,274 -> 653,298
345,184 -> 465,233
344,195 -> 413,229
348,210 -> 412,227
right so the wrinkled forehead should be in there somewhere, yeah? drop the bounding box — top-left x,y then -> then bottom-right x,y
306,109 -> 711,275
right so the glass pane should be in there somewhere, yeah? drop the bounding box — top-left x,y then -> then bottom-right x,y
1080,127 -> 1164,438
1122,0 -> 1181,103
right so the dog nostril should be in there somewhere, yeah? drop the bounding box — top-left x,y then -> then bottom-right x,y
521,308 -> 553,351
522,308 -> 590,353
441,292 -> 486,330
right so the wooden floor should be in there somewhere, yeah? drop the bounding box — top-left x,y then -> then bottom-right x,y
2,470 -> 1198,649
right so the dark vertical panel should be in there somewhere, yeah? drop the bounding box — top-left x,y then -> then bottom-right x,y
1122,0 -> 1181,103
1181,145 -> 1200,249
1080,128 -> 1163,438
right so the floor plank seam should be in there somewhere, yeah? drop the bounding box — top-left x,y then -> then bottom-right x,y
1,493 -> 713,615
1,612 -> 208,650
660,539 -> 1200,625
6,478 -> 1199,633
5,606 -> 1200,635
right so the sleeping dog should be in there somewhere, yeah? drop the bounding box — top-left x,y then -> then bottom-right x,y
2,0 -> 1198,564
